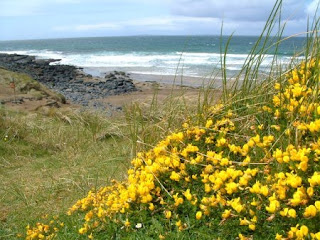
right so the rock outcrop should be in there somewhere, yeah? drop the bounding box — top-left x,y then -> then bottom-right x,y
0,53 -> 137,107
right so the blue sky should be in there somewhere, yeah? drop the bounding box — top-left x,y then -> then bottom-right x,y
0,0 -> 317,40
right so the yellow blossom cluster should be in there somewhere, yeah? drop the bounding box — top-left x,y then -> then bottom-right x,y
26,217 -> 63,240
26,58 -> 320,239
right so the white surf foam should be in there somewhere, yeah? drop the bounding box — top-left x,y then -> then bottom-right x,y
0,49 -> 295,77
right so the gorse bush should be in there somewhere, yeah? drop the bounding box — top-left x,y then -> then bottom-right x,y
24,1 -> 320,239
25,59 -> 320,239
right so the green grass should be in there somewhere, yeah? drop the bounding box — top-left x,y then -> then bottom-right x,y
0,106 -> 132,238
0,68 -> 65,103
0,72 -> 210,239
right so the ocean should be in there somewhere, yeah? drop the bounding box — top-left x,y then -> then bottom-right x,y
0,35 -> 306,79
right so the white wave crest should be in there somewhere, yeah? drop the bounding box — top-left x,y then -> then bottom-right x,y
0,49 -> 295,76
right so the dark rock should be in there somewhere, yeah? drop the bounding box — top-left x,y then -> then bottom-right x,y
106,73 -> 114,78
0,54 -> 137,108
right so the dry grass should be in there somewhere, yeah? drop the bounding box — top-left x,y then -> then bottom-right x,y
0,70 -> 217,238
0,107 -> 131,237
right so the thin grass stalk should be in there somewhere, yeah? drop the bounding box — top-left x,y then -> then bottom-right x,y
231,0 -> 283,98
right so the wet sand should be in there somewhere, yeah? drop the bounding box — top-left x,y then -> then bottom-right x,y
76,67 -> 226,110
99,74 -> 223,110
83,67 -> 230,88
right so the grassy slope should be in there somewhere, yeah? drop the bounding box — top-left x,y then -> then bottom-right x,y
0,99 -> 131,238
0,69 -> 208,239
0,68 -> 65,104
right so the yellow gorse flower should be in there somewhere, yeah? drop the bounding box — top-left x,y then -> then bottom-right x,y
26,58 -> 320,240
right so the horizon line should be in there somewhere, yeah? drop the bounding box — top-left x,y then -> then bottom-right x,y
0,33 -> 307,42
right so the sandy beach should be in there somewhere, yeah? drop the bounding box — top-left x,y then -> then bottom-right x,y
83,66 -> 227,88
99,78 -> 221,110
79,70 -> 224,111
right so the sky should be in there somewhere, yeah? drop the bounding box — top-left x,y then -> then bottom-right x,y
0,0 -> 318,41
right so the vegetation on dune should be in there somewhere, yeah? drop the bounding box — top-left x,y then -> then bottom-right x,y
0,68 -> 66,103
25,56 -> 320,240
0,107 -> 132,239
2,1 -> 320,239
0,69 -> 198,239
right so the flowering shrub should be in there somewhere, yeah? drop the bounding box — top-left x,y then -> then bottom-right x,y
26,58 -> 320,239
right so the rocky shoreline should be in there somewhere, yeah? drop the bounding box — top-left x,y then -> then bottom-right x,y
0,53 -> 137,108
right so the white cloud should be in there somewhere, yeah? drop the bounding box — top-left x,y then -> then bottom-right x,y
306,0 -> 320,18
169,0 -> 306,21
52,13 -> 312,36
75,23 -> 120,31
1,0 -> 316,39
53,16 -> 222,33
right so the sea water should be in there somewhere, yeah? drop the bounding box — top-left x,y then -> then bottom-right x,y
0,35 -> 305,79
